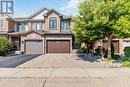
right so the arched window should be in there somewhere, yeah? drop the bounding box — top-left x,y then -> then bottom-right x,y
49,17 -> 57,29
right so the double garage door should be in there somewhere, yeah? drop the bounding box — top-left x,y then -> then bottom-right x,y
25,40 -> 70,54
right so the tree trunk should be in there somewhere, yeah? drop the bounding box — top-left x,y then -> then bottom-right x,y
92,40 -> 97,53
107,35 -> 112,58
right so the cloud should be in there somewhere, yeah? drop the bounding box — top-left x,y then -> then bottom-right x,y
60,0 -> 80,15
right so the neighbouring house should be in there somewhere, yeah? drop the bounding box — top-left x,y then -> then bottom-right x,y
93,39 -> 130,55
0,8 -> 72,54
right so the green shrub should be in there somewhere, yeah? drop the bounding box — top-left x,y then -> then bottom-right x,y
95,47 -> 102,55
123,61 -> 130,67
80,47 -> 87,53
124,47 -> 130,57
112,54 -> 120,60
0,36 -> 12,56
120,56 -> 130,62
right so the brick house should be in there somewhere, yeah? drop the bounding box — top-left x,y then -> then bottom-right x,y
0,8 -> 73,54
0,7 -> 129,55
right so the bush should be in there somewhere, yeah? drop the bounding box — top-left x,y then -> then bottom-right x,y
80,47 -> 87,53
95,47 -> 102,55
112,54 -> 120,60
0,36 -> 12,56
123,61 -> 130,67
124,46 -> 130,57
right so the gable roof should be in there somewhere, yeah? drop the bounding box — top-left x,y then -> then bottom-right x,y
24,30 -> 44,35
43,9 -> 63,17
28,7 -> 49,19
0,13 -> 14,20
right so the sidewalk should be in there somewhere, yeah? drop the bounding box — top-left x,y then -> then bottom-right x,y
0,68 -> 130,87
0,68 -> 129,78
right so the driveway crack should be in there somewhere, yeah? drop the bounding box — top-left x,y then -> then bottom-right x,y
42,77 -> 47,87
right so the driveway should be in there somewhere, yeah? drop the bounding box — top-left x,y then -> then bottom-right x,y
0,54 -> 129,87
0,54 -> 40,68
18,54 -> 106,68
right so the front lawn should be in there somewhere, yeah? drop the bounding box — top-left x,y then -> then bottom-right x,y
122,61 -> 130,67
102,58 -> 116,63
101,55 -> 130,67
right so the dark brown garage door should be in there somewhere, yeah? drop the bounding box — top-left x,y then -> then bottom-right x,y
25,40 -> 43,54
47,40 -> 70,53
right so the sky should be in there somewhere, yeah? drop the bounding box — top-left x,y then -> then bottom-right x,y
12,0 -> 80,17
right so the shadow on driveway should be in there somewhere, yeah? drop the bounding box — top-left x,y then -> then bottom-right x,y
0,54 -> 41,68
76,54 -> 100,62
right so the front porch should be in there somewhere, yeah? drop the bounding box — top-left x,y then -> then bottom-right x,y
8,34 -> 21,54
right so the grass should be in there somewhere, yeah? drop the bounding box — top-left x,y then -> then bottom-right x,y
102,55 -> 130,67
121,57 -> 130,67
102,58 -> 116,63
122,61 -> 130,67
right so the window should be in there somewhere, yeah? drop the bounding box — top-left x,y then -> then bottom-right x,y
61,21 -> 70,30
0,20 -> 3,28
31,22 -> 37,30
49,17 -> 57,29
31,22 -> 44,30
17,23 -> 25,32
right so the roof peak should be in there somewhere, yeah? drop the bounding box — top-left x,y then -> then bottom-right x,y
43,9 -> 63,17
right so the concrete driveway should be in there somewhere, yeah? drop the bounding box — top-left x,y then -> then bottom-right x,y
0,54 -> 40,68
0,54 -> 130,87
18,54 -> 105,68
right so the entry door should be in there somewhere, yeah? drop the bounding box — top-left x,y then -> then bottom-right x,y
47,40 -> 70,53
25,40 -> 43,54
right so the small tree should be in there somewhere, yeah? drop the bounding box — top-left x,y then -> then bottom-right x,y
0,36 -> 12,56
73,0 -> 130,58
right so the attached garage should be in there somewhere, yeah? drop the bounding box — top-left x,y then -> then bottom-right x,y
25,40 -> 43,54
47,40 -> 70,53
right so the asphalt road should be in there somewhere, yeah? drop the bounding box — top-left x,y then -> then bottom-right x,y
0,54 -> 40,68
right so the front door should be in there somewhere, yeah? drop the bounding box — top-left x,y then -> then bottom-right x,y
11,37 -> 20,51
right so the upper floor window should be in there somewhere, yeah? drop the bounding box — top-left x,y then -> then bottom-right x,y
31,22 -> 37,30
31,22 -> 44,30
49,17 -> 57,29
0,20 -> 3,28
61,21 -> 70,30
17,23 -> 26,32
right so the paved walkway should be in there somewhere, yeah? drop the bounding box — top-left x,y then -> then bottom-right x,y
0,54 -> 129,87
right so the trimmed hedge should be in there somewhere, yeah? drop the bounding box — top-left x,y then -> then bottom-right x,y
124,46 -> 130,57
112,54 -> 120,60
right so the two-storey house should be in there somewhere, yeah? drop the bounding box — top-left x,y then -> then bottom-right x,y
0,8 -> 72,54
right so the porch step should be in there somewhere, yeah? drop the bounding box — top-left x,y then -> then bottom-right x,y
15,51 -> 21,55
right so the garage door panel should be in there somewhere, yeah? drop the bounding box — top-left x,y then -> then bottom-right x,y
47,40 -> 70,53
26,40 -> 43,54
